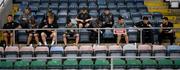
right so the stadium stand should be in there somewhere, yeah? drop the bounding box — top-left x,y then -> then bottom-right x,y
0,0 -> 179,69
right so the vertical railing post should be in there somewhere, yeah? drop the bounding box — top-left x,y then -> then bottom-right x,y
98,28 -> 100,45
110,57 -> 113,70
140,28 -> 143,44
13,29 -> 15,45
55,29 -> 57,45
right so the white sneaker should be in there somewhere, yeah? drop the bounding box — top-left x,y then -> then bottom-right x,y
29,44 -> 33,47
38,42 -> 42,46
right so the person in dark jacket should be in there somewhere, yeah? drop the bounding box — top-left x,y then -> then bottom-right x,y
135,16 -> 154,44
158,17 -> 175,45
3,15 -> 21,46
39,13 -> 58,46
99,8 -> 114,28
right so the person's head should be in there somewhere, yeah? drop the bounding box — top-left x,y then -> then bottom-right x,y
24,7 -> 31,15
104,8 -> 110,15
47,14 -> 54,24
66,18 -> 72,27
142,16 -> 149,24
162,17 -> 168,23
80,7 -> 88,14
118,16 -> 124,24
7,14 -> 13,23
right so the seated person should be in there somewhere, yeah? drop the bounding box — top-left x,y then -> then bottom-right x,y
19,7 -> 33,28
3,15 -> 21,46
63,18 -> 79,46
41,9 -> 58,24
158,17 -> 175,45
26,17 -> 41,46
99,8 -> 114,28
113,16 -> 128,45
76,7 -> 92,28
135,16 -> 153,44
39,14 -> 58,46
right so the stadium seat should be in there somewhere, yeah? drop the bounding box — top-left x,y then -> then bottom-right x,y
34,46 -> 49,61
0,47 -> 4,57
5,46 -> 19,61
131,12 -> 142,23
57,29 -> 66,42
113,59 -> 126,69
157,59 -> 174,68
79,45 -> 93,57
50,46 -> 63,60
94,45 -> 108,57
127,27 -> 138,43
152,45 -> 166,60
152,12 -> 163,21
103,28 -> 114,39
126,59 -> 142,69
59,3 -> 68,10
120,12 -> 131,20
17,30 -> 27,43
79,29 -> 90,42
94,59 -> 110,69
123,44 -> 137,60
108,44 -> 123,56
14,60 -> 29,69
79,3 -> 88,9
68,10 -> 78,18
58,10 -> 68,17
89,10 -> 98,18
69,3 -> 78,10
125,20 -> 134,27
47,59 -> 62,69
88,2 -> 98,10
57,17 -> 67,27
142,59 -> 157,69
19,47 -> 34,61
63,59 -> 78,69
79,59 -> 94,69
167,45 -> 180,57
30,60 -> 46,69
174,59 -> 180,69
0,60 -> 13,69
39,4 -> 48,10
138,44 -> 152,57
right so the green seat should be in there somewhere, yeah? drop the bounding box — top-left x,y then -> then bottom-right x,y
142,59 -> 157,68
14,60 -> 29,69
63,59 -> 78,69
174,59 -> 180,68
126,59 -> 142,68
158,59 -> 173,68
0,61 -> 13,69
79,59 -> 94,69
94,59 -> 110,69
113,59 -> 126,68
30,60 -> 46,69
47,59 -> 62,69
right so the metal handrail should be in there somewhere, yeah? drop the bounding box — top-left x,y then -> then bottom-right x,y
0,0 -> 4,7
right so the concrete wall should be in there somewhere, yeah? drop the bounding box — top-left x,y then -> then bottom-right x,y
0,0 -> 13,28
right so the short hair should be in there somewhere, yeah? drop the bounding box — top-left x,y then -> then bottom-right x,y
104,8 -> 110,10
162,17 -> 168,20
118,16 -> 124,20
143,16 -> 149,20
81,7 -> 88,11
8,14 -> 13,17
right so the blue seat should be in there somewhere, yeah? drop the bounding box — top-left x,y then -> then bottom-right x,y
68,10 -> 78,18
29,0 -> 40,4
50,46 -> 64,61
111,10 -> 120,17
57,17 -> 67,27
69,3 -> 78,10
98,5 -> 107,10
108,3 -> 117,10
49,5 -> 59,11
59,3 -> 68,10
58,10 -> 68,17
138,5 -> 148,13
131,12 -> 142,23
125,20 -> 134,27
17,30 -> 27,43
89,10 -> 98,18
69,0 -> 78,2
60,0 -> 68,3
57,29 -> 66,42
79,29 -> 90,42
88,2 -> 98,10
79,3 -> 88,9
118,5 -> 128,13
50,0 -> 59,3
152,12 -> 163,20
29,5 -> 39,12
120,12 -> 131,20
103,29 -> 114,39
117,3 -> 125,6
39,4 -> 48,10
125,0 -> 136,3
117,0 -> 125,3
40,0 -> 49,3
141,12 -> 152,20
167,45 -> 180,57
97,0 -> 106,5
127,28 -> 138,43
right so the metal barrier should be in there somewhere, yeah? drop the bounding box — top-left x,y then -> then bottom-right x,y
0,27 -> 180,44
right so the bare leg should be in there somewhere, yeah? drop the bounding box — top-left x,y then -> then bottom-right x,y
34,33 -> 39,45
78,23 -> 83,28
63,34 -> 67,46
125,35 -> 129,44
75,34 -> 79,46
50,32 -> 56,45
41,32 -> 47,45
27,33 -> 33,45
117,34 -> 122,45
10,33 -> 14,46
3,32 -> 9,46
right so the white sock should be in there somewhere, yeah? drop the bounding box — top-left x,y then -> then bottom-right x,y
51,41 -> 55,46
38,42 -> 42,45
44,42 -> 47,45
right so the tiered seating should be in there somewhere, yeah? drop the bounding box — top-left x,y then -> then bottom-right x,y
0,44 -> 179,69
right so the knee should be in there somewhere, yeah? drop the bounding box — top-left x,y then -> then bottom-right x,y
41,32 -> 46,37
34,34 -> 39,37
29,34 -> 33,37
3,33 -> 8,37
79,23 -> 83,28
76,34 -> 79,37
63,34 -> 66,38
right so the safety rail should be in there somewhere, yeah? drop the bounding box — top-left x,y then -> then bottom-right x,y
0,27 -> 180,44
0,0 -> 4,7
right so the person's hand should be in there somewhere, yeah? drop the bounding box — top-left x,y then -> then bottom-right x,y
85,24 -> 90,27
43,25 -> 48,28
168,30 -> 173,33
